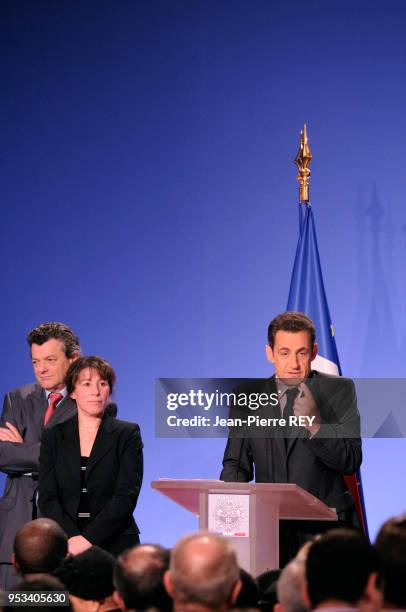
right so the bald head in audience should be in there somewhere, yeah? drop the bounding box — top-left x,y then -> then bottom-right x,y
114,544 -> 172,611
12,518 -> 68,578
164,532 -> 241,612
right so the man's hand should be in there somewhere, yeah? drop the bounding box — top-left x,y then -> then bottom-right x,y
293,383 -> 321,436
0,422 -> 23,443
68,535 -> 92,555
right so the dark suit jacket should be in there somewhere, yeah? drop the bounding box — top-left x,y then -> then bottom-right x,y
220,372 -> 362,517
38,414 -> 143,554
0,384 -> 78,564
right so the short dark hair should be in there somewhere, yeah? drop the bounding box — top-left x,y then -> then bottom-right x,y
55,546 -> 115,601
232,568 -> 259,608
267,311 -> 316,348
375,514 -> 406,607
14,519 -> 68,576
114,544 -> 172,612
65,356 -> 116,395
306,529 -> 378,607
27,322 -> 80,358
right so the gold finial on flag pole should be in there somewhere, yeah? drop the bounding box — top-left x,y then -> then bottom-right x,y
294,124 -> 312,203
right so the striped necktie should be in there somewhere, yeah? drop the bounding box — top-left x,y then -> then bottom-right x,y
44,392 -> 63,425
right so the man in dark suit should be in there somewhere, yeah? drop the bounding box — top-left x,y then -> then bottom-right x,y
0,322 -> 80,589
220,311 -> 362,566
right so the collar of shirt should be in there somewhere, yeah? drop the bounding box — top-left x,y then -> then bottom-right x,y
275,378 -> 303,414
275,378 -> 292,414
275,378 -> 292,400
45,387 -> 67,402
275,370 -> 315,399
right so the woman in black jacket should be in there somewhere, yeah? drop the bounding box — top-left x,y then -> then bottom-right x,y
39,356 -> 143,556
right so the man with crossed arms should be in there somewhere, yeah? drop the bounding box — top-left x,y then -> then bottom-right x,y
0,322 -> 80,589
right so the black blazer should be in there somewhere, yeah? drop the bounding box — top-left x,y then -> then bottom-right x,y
220,371 -> 362,517
38,414 -> 143,553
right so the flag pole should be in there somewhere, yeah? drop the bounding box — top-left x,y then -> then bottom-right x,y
294,124 -> 312,204
289,127 -> 370,538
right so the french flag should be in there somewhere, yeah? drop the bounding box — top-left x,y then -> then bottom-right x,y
287,200 -> 369,538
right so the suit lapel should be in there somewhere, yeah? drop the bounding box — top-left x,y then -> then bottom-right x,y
265,376 -> 280,419
29,386 -> 48,434
46,396 -> 77,428
286,420 -> 305,458
86,415 -> 118,478
268,376 -> 301,461
265,377 -> 288,461
59,416 -> 81,488
285,385 -> 301,458
286,372 -> 319,459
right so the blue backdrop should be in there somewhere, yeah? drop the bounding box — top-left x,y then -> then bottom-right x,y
1,0 -> 405,545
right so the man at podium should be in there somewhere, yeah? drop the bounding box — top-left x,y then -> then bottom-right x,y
220,311 -> 362,566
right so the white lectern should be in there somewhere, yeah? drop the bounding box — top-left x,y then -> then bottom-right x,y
151,479 -> 337,574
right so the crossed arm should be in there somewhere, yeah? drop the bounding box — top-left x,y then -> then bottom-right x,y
0,393 -> 40,474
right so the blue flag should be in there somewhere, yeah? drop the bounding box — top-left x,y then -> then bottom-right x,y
287,201 -> 369,538
287,203 -> 340,374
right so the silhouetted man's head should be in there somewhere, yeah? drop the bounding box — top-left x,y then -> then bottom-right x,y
375,513 -> 406,608
13,518 -> 68,577
56,546 -> 116,612
305,529 -> 380,610
114,544 -> 172,611
164,532 -> 241,612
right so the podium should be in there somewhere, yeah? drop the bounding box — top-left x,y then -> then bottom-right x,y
151,479 -> 337,574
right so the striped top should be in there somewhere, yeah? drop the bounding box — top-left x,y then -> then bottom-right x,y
77,456 -> 91,529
